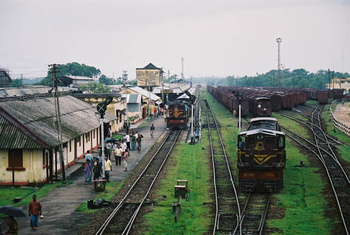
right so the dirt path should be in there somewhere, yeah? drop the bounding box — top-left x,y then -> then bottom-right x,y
333,102 -> 350,127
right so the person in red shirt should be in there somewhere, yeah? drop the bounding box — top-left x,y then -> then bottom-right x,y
28,195 -> 42,230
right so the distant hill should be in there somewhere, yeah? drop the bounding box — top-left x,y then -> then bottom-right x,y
22,78 -> 44,85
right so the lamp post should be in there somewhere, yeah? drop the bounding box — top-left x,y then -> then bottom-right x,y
276,37 -> 282,87
233,91 -> 243,133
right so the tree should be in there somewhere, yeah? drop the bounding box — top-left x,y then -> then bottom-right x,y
99,75 -> 114,85
36,62 -> 101,86
10,79 -> 23,87
80,82 -> 110,93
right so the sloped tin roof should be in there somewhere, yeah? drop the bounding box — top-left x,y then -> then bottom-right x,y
0,95 -> 117,149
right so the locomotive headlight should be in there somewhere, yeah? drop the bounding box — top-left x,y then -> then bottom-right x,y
257,134 -> 264,141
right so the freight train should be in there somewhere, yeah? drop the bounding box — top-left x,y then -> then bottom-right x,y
207,85 -> 345,117
166,86 -> 199,129
236,117 -> 286,191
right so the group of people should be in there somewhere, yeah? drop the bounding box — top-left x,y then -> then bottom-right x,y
128,131 -> 143,152
84,131 -> 145,182
84,151 -> 113,183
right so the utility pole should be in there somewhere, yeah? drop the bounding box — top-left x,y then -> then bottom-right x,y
181,58 -> 184,81
49,64 -> 66,184
276,38 -> 282,88
122,70 -> 129,133
161,68 -> 164,108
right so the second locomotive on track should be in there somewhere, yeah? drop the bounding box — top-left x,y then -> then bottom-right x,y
166,86 -> 199,130
236,117 -> 286,192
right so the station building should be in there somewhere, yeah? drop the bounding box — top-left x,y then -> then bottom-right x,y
0,93 -> 117,185
136,63 -> 164,88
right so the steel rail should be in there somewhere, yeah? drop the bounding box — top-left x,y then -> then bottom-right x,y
311,106 -> 349,234
283,106 -> 349,234
95,130 -> 179,235
204,100 -> 241,234
122,130 -> 180,235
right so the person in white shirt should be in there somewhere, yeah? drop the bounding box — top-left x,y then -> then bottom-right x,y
125,133 -> 130,150
121,140 -> 127,152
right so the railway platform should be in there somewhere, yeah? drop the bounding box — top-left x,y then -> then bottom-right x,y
9,116 -> 167,235
333,101 -> 350,127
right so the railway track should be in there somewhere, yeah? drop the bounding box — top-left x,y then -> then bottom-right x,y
278,108 -> 346,148
281,105 -> 350,234
95,130 -> 181,235
205,100 -> 271,234
204,99 -> 241,233
312,106 -> 350,234
238,193 -> 271,235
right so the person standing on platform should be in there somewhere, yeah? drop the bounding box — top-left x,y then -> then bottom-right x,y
123,149 -> 129,172
84,159 -> 92,183
28,195 -> 42,231
137,134 -> 143,152
125,133 -> 130,151
131,131 -> 136,151
85,150 -> 93,164
104,156 -> 112,182
93,158 -> 102,180
114,145 -> 123,166
105,142 -> 112,159
121,140 -> 127,153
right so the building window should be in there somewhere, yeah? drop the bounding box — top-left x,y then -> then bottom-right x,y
76,136 -> 81,147
43,151 -> 48,166
69,141 -> 72,152
7,149 -> 24,171
85,133 -> 90,143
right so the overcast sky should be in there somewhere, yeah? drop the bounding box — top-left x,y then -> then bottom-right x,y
0,0 -> 349,80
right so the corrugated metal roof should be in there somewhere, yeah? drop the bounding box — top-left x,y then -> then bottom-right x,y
0,95 -> 117,149
0,85 -> 73,98
64,76 -> 94,80
128,86 -> 160,101
0,115 -> 44,149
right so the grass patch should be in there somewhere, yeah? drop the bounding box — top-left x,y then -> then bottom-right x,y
143,140 -> 212,234
268,141 -> 330,234
0,180 -> 72,219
